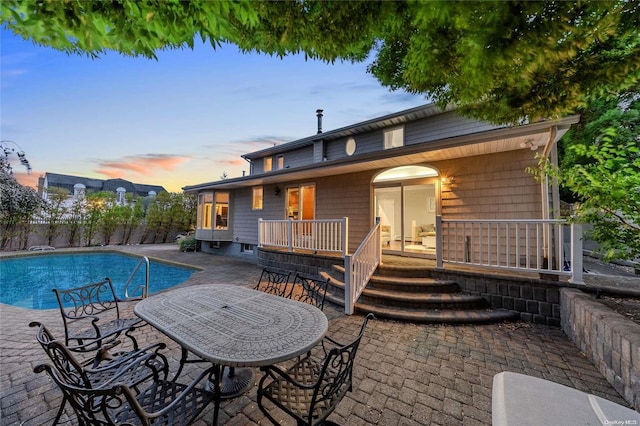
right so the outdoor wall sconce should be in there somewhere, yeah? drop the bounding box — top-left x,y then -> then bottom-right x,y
274,186 -> 281,196
441,176 -> 455,185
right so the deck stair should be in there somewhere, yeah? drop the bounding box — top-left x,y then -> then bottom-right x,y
321,263 -> 518,324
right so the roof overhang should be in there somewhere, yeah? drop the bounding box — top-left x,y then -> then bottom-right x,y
183,115 -> 579,192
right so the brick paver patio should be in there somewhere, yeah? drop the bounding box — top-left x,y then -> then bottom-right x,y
0,245 -> 632,425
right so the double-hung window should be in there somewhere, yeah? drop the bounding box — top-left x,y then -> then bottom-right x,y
384,126 -> 404,149
252,187 -> 263,210
198,193 -> 213,229
215,193 -> 229,229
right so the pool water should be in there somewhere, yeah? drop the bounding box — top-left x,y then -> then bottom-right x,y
0,252 -> 196,310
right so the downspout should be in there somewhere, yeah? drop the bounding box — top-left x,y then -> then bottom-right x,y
540,125 -> 558,221
540,126 -> 559,267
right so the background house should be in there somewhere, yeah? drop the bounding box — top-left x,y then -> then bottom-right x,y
37,172 -> 166,208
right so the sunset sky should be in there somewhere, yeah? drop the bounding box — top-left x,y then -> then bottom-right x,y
1,27 -> 427,192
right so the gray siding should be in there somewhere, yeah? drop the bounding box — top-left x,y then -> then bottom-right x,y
281,145 -> 314,169
312,112 -> 498,164
325,131 -> 380,160
405,111 -> 496,146
232,187 -> 264,243
313,140 -> 324,163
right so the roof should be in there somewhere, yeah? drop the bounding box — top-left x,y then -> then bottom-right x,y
241,103 -> 451,160
44,173 -> 166,196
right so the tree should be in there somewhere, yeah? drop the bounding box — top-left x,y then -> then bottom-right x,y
558,91 -> 640,262
100,197 -> 121,245
0,141 -> 42,249
83,192 -> 110,246
122,196 -> 145,245
2,1 -> 638,123
368,1 -> 640,123
41,186 -> 70,246
66,197 -> 85,247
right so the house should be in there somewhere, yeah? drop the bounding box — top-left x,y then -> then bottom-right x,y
184,102 -> 578,257
38,172 -> 166,207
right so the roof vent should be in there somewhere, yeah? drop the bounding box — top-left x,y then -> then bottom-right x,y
316,109 -> 323,134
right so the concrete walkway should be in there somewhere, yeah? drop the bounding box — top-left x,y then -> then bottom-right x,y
0,244 -> 634,425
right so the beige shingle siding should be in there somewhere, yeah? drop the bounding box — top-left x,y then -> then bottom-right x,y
439,150 -> 541,220
213,149 -> 542,249
315,172 -> 376,253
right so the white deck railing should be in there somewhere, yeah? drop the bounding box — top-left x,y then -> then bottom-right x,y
258,218 -> 348,256
344,223 -> 382,315
436,217 -> 583,284
259,216 -> 585,316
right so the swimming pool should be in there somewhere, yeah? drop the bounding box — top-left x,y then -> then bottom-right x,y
0,252 -> 197,310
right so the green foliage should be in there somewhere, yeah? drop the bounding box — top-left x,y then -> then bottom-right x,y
0,0 -> 384,61
42,187 -> 70,245
0,151 -> 43,249
66,197 -> 85,246
369,1 -> 640,123
4,1 -> 637,123
83,191 -> 110,246
527,91 -> 639,262
176,234 -> 197,252
564,128 -> 640,262
143,192 -> 194,243
122,197 -> 145,244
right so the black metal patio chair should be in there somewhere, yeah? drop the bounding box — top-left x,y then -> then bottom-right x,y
53,278 -> 145,353
257,313 -> 374,426
255,267 -> 292,298
35,361 -> 215,426
30,321 -> 169,425
289,272 -> 330,310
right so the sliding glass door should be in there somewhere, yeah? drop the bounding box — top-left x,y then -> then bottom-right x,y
373,166 -> 439,256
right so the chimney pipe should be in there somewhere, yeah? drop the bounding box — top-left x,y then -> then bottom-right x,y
316,109 -> 323,134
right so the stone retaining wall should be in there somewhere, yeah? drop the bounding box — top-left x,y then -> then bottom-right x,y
561,288 -> 640,410
257,248 -> 337,276
429,269 -> 564,327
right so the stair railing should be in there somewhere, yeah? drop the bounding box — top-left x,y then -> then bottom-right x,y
123,256 -> 150,300
344,222 -> 381,315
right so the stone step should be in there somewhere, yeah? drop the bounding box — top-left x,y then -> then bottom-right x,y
367,275 -> 460,293
357,288 -> 488,310
322,265 -> 517,325
324,270 -> 460,294
354,304 -> 520,324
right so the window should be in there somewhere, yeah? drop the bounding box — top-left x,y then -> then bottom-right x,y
276,155 -> 284,170
198,193 -> 213,229
241,243 -> 254,253
215,192 -> 229,229
345,137 -> 356,156
264,157 -> 272,172
384,126 -> 404,149
252,187 -> 263,210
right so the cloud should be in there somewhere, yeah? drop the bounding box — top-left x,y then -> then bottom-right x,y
93,154 -> 189,179
201,136 -> 293,166
11,170 -> 41,190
